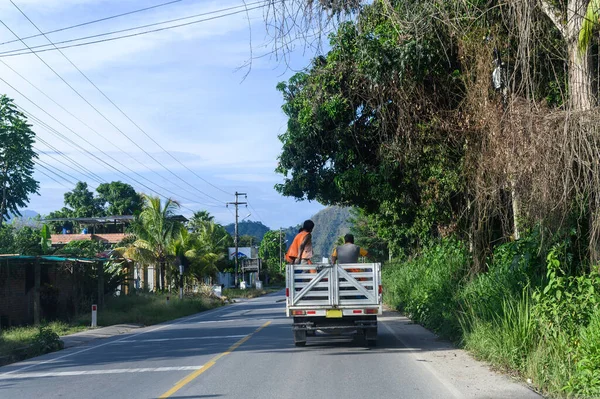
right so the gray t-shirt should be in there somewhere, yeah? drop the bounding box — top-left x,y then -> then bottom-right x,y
335,243 -> 361,264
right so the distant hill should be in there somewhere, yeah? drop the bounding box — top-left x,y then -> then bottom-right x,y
279,206 -> 352,259
7,210 -> 40,227
310,206 -> 352,259
224,220 -> 270,243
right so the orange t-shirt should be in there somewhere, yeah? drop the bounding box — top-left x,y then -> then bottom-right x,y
285,231 -> 310,263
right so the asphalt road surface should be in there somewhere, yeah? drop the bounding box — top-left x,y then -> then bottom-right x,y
0,291 -> 541,399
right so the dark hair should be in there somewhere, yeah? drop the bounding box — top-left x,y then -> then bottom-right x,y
344,234 -> 354,243
300,219 -> 315,233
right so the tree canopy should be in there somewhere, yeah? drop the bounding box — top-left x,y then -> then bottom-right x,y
0,95 -> 38,226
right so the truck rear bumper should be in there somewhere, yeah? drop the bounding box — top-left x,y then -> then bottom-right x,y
292,316 -> 377,331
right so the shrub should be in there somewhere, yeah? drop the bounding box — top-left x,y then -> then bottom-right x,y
30,326 -> 64,355
564,308 -> 600,396
383,239 -> 468,339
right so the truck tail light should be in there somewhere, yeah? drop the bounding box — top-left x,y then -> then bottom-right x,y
353,309 -> 363,314
306,311 -> 316,315
292,310 -> 306,316
365,308 -> 378,314
286,288 -> 289,297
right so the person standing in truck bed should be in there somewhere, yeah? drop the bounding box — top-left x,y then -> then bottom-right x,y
331,234 -> 368,264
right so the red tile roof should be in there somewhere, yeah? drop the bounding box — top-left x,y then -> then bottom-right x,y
50,233 -> 129,246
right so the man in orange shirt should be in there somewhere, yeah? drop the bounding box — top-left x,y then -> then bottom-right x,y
285,220 -> 315,265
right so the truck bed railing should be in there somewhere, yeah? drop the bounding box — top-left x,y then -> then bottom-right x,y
287,263 -> 381,308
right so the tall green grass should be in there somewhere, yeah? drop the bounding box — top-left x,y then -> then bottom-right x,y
75,293 -> 223,327
384,235 -> 600,398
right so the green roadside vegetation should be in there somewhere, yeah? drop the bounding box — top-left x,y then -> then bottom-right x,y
270,0 -> 600,396
0,292 -> 224,367
383,234 -> 600,398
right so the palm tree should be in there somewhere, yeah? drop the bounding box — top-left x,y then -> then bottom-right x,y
187,210 -> 215,233
117,195 -> 181,291
189,222 -> 232,283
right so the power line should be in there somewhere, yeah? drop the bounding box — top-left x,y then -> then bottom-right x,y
6,1 -> 234,198
15,97 -> 218,212
35,135 -> 106,184
0,0 -> 183,47
0,2 -> 272,58
35,157 -> 99,190
0,59 -> 210,203
34,143 -> 104,185
6,2 -> 230,203
247,201 -> 265,226
36,167 -> 72,190
35,161 -> 77,186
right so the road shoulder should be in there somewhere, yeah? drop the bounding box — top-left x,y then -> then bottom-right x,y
379,311 -> 542,399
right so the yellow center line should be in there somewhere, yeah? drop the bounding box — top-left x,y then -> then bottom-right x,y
158,321 -> 272,398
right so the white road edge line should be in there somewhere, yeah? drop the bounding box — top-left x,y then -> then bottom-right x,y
380,320 -> 463,399
113,334 -> 247,343
0,365 -> 204,380
0,299 -> 247,376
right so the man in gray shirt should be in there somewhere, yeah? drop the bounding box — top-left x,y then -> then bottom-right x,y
331,234 -> 369,264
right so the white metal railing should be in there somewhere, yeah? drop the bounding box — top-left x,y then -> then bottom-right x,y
286,263 -> 381,308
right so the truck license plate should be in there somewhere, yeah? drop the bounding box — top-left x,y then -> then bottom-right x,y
326,309 -> 342,318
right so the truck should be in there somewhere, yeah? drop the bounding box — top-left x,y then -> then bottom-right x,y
285,262 -> 382,346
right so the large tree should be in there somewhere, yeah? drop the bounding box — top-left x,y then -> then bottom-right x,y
96,181 -> 142,216
0,95 -> 38,226
64,182 -> 104,218
259,230 -> 286,278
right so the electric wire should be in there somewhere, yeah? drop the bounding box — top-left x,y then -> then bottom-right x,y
0,59 -> 210,203
35,161 -> 77,186
0,0 -> 183,47
246,201 -> 265,225
14,96 -> 218,212
34,143 -> 104,185
2,0 -> 232,202
7,1 -> 234,197
35,135 -> 106,184
35,157 -> 96,189
2,9 -> 226,205
0,2 -> 272,58
36,167 -> 72,189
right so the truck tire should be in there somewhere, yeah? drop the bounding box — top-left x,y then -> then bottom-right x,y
294,330 -> 307,346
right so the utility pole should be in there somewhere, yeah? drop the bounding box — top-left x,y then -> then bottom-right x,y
227,192 -> 246,286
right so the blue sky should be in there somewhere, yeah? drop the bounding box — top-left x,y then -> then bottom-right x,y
0,0 -> 328,229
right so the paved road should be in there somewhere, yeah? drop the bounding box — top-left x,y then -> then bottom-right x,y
0,291 -> 540,398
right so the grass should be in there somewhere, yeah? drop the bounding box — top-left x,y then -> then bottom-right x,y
0,292 -> 224,366
0,321 -> 86,365
74,292 -> 224,327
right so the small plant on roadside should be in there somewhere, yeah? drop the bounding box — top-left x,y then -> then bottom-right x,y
30,326 -> 64,356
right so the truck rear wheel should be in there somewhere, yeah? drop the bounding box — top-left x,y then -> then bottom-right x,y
294,330 -> 307,346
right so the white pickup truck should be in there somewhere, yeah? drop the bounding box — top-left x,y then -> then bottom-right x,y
285,262 -> 382,346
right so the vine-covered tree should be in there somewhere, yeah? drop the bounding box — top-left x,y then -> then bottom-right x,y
0,95 -> 38,226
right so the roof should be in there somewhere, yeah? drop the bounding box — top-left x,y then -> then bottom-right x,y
0,255 -> 109,263
42,215 -> 188,223
50,233 -> 128,245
